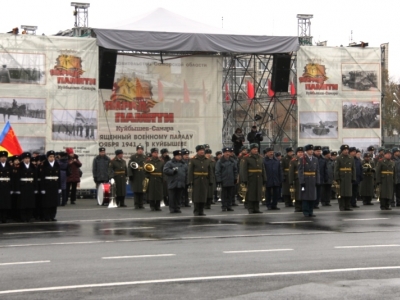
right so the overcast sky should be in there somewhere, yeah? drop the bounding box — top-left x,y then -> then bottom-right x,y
1,0 -> 398,80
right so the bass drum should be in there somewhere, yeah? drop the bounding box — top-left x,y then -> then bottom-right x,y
97,183 -> 111,206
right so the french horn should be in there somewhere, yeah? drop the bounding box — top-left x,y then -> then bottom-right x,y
144,163 -> 155,172
130,162 -> 139,169
238,183 -> 247,202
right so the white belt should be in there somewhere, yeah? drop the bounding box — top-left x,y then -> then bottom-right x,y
0,178 -> 10,181
45,176 -> 59,180
20,178 -> 34,182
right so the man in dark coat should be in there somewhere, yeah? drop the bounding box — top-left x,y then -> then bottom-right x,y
15,152 -> 38,222
128,145 -> 147,209
376,150 -> 395,210
349,147 -> 363,208
298,145 -> 320,217
0,151 -> 12,223
180,148 -> 191,208
263,147 -> 283,210
247,126 -> 263,149
313,146 -> 326,209
146,148 -> 164,211
281,147 -> 294,207
321,149 -> 334,206
187,145 -> 213,216
241,143 -> 267,214
160,148 -> 171,206
215,147 -> 238,211
92,147 -> 111,193
334,144 -> 356,211
289,147 -> 304,212
391,147 -> 400,207
40,151 -> 61,221
163,150 -> 187,213
108,150 -> 127,207
360,153 -> 375,205
205,149 -> 216,209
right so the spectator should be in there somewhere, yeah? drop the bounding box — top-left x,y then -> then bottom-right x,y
66,147 -> 82,205
58,152 -> 69,206
247,126 -> 263,149
231,128 -> 245,156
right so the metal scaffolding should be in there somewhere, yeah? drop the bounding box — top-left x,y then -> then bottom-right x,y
297,14 -> 313,46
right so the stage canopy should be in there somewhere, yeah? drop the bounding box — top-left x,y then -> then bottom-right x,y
93,8 -> 299,53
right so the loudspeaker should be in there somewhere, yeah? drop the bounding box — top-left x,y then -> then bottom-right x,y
271,54 -> 291,92
99,47 -> 117,90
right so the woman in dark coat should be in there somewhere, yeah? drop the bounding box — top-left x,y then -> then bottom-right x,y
66,147 -> 82,205
231,128 -> 245,156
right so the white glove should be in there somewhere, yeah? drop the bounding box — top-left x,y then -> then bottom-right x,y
58,189 -> 61,194
34,190 -> 38,194
10,191 -> 13,195
126,178 -> 129,185
110,178 -> 115,185
15,191 -> 21,194
41,190 -> 45,194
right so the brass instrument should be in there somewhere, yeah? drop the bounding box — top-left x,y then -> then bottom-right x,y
362,162 -> 373,173
142,178 -> 149,193
262,186 -> 266,202
130,162 -> 139,169
216,184 -> 221,202
238,183 -> 247,202
188,185 -> 193,202
290,185 -> 296,203
332,180 -> 341,199
144,163 -> 155,172
376,184 -> 380,202
108,180 -> 118,208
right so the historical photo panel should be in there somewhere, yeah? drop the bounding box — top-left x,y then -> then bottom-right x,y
342,101 -> 380,129
0,52 -> 46,84
299,111 -> 338,139
341,63 -> 379,91
0,97 -> 46,124
18,136 -> 46,154
52,109 -> 97,141
342,138 -> 380,155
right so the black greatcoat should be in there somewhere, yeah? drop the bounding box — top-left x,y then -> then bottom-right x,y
40,160 -> 61,208
0,162 -> 13,209
15,163 -> 38,209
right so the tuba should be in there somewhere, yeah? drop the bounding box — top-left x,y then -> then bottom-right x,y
144,163 -> 155,172
130,162 -> 139,169
290,185 -> 296,203
238,183 -> 247,202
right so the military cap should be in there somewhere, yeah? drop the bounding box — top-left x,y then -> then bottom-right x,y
331,151 -> 338,156
30,156 -> 39,163
264,147 -> 273,153
115,149 -> 123,155
229,147 -> 234,152
349,147 -> 357,153
392,147 -> 400,154
203,144 -> 210,149
222,147 -> 230,153
363,153 -> 371,158
20,152 -> 31,159
196,145 -> 205,152
150,148 -> 159,153
275,152 -> 282,157
181,148 -> 189,153
0,151 -> 8,157
367,146 -> 375,152
215,151 -> 222,156
136,145 -> 144,150
182,149 -> 190,155
304,144 -> 313,151
160,148 -> 169,154
384,149 -> 392,154
59,151 -> 67,157
12,155 -> 20,161
46,150 -> 56,157
356,149 -> 361,153
322,146 -> 330,150
173,150 -> 182,156
249,143 -> 259,150
240,146 -> 248,151
340,144 -> 349,151
322,149 -> 331,156
39,155 -> 47,162
205,149 -> 212,154
378,147 -> 384,152
99,147 -> 105,152
314,146 -> 322,151
296,147 -> 304,153
286,147 -> 294,153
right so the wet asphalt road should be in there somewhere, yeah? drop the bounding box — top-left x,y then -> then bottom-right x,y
0,199 -> 400,299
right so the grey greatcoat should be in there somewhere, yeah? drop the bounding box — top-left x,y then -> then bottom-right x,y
298,155 -> 320,201
376,159 -> 395,199
92,155 -> 111,182
108,158 -> 127,197
334,154 -> 356,197
326,158 -> 335,185
215,156 -> 238,187
240,153 -> 267,202
127,153 -> 147,193
146,157 -> 164,201
359,160 -> 375,197
187,155 -> 213,203
163,159 -> 187,189
281,155 -> 292,196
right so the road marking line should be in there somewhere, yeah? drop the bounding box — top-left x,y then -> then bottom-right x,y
269,221 -> 313,224
335,245 -> 400,249
224,249 -> 293,254
3,231 -> 66,235
343,218 -> 389,221
99,227 -> 154,231
0,261 -> 50,266
188,224 -> 237,227
102,254 -> 175,259
1,266 -> 400,294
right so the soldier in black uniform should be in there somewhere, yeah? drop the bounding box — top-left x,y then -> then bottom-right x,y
128,145 -> 147,209
40,151 -> 61,221
0,151 -> 13,223
31,156 -> 42,220
160,148 -> 170,206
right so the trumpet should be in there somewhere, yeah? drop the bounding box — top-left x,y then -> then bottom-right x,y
130,162 -> 139,169
144,163 -> 155,172
216,184 -> 221,202
332,180 -> 341,199
238,183 -> 247,202
262,186 -> 266,202
290,185 -> 296,203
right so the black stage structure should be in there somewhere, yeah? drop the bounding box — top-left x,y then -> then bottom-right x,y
93,27 -> 300,151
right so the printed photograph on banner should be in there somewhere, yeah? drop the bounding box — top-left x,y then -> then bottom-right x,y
342,138 -> 380,155
343,101 -> 380,129
52,109 -> 97,141
18,137 -> 45,154
299,111 -> 338,139
341,63 -> 380,91
0,97 -> 46,124
0,52 -> 46,84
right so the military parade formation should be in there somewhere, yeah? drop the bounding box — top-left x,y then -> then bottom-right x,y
0,141 -> 399,224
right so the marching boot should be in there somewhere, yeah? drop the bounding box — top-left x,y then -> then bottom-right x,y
247,201 -> 255,214
150,201 -> 156,211
193,203 -> 199,216
205,198 -> 212,209
344,197 -> 353,211
116,196 -> 121,207
253,201 -> 263,213
338,198 -> 345,211
120,197 -> 127,207
155,201 -> 162,211
199,203 -> 206,216
284,195 -> 293,207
